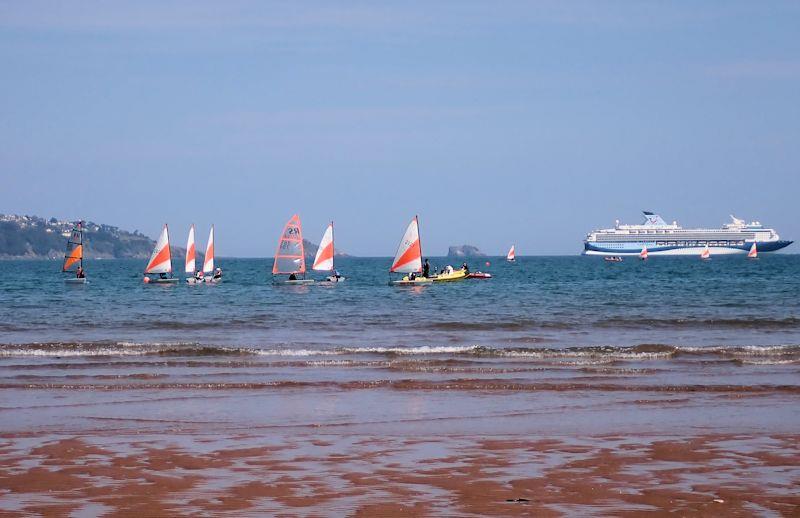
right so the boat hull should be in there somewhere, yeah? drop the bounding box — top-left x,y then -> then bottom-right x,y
389,277 -> 433,286
583,240 -> 793,256
147,277 -> 179,284
431,270 -> 468,282
64,278 -> 87,284
273,279 -> 315,285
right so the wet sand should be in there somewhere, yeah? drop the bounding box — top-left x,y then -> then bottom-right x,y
1,432 -> 798,516
1,348 -> 799,515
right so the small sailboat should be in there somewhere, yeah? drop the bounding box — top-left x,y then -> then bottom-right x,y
313,221 -> 344,282
143,224 -> 178,283
273,214 -> 314,285
63,221 -> 87,284
389,216 -> 432,286
700,244 -> 711,261
203,225 -> 221,283
604,256 -> 623,263
506,245 -> 516,262
747,242 -> 758,259
184,224 -> 202,284
640,246 -> 648,260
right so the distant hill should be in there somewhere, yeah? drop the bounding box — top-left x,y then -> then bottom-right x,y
447,244 -> 486,257
0,214 -> 185,260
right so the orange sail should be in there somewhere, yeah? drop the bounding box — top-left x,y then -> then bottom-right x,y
391,216 -> 422,273
312,222 -> 334,271
747,242 -> 758,259
62,222 -> 83,271
185,225 -> 196,274
640,246 -> 648,260
203,225 -> 215,273
507,245 -> 515,261
700,245 -> 711,260
273,215 -> 306,275
145,224 -> 172,274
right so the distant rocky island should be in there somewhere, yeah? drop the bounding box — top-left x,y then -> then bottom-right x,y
302,239 -> 350,261
447,245 -> 486,257
0,214 -> 173,259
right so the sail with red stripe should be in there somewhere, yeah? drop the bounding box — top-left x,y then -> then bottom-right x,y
747,242 -> 757,259
273,215 -> 306,274
640,246 -> 648,260
312,222 -> 334,271
507,245 -> 515,262
700,244 -> 711,260
185,225 -> 196,274
203,225 -> 215,273
390,216 -> 422,273
145,224 -> 172,274
62,221 -> 83,271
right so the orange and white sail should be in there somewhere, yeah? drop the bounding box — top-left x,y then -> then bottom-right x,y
507,245 -> 515,261
640,246 -> 648,260
390,216 -> 422,273
747,242 -> 758,259
203,225 -> 215,273
145,224 -> 172,274
62,221 -> 83,271
312,222 -> 335,271
273,215 -> 306,275
185,225 -> 196,274
700,244 -> 711,260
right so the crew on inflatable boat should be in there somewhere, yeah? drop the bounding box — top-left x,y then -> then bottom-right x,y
213,267 -> 223,280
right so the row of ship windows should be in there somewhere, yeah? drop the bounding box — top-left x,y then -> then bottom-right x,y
604,240 -> 746,247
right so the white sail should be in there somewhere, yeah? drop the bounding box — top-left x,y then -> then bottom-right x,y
748,242 -> 758,259
390,217 -> 422,273
145,225 -> 172,274
700,245 -> 711,260
185,225 -> 196,273
312,223 -> 334,271
507,245 -> 515,261
203,226 -> 215,273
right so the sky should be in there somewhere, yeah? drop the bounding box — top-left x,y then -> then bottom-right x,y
1,1 -> 799,256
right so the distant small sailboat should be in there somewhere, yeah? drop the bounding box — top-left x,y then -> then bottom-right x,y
506,245 -> 516,262
604,256 -> 623,263
747,242 -> 758,259
203,225 -> 221,283
185,224 -> 202,284
313,221 -> 344,282
700,244 -> 711,261
273,215 -> 313,285
63,221 -> 87,284
144,224 -> 178,283
640,246 -> 648,260
389,216 -> 431,286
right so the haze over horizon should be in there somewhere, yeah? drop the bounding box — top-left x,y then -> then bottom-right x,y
1,1 -> 799,257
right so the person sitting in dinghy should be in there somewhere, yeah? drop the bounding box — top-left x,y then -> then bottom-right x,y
76,267 -> 85,279
159,273 -> 168,280
289,273 -> 297,281
195,270 -> 204,281
213,268 -> 222,280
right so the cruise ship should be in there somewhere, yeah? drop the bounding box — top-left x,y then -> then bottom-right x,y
584,212 -> 792,256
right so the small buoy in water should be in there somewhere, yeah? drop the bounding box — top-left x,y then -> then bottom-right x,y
485,261 -> 490,266
143,276 -> 150,284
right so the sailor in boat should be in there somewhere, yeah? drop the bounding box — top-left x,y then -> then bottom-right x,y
76,266 -> 85,279
461,263 -> 470,274
409,272 -> 417,280
423,259 -> 430,278
195,270 -> 204,282
289,273 -> 297,281
213,267 -> 223,280
159,272 -> 168,280
330,269 -> 342,281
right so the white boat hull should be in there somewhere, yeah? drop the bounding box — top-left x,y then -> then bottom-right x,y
64,277 -> 87,284
584,247 -> 749,257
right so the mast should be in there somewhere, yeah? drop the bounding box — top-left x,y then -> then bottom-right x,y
415,215 -> 422,269
331,220 -> 335,271
78,221 -> 83,271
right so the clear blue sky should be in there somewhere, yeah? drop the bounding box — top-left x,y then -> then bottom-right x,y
1,1 -> 798,256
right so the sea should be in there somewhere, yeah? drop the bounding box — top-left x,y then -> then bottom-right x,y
1,255 -> 799,437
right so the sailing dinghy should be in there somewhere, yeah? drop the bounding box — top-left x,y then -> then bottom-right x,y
143,224 -> 179,283
273,214 -> 314,285
700,244 -> 711,261
640,246 -> 648,260
389,216 -> 432,286
63,221 -> 87,284
747,242 -> 758,259
202,225 -> 221,283
506,245 -> 516,262
184,224 -> 203,284
313,222 -> 344,282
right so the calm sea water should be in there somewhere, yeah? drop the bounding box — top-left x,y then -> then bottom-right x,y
1,255 -> 799,353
